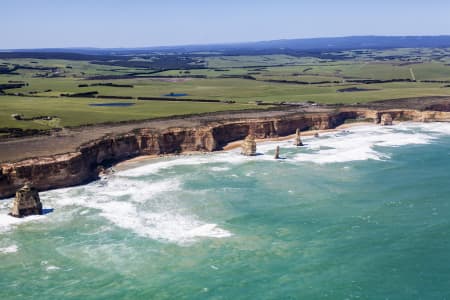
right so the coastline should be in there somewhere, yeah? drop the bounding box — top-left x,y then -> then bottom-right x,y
116,121 -> 374,169
2,105 -> 450,199
222,121 -> 372,151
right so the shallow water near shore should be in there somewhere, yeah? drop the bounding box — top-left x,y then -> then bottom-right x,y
1,122 -> 450,299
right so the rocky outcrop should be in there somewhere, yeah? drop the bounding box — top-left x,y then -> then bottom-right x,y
10,183 -> 42,217
380,113 -> 393,125
241,134 -> 257,156
1,108 -> 450,199
274,146 -> 280,159
294,128 -> 303,146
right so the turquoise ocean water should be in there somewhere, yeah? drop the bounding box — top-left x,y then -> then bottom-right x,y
1,122 -> 450,299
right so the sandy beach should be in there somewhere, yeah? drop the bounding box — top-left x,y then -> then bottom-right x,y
116,121 -> 374,169
222,121 -> 373,151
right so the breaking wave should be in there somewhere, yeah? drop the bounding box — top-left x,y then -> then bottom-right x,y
2,122 -> 450,245
43,176 -> 232,245
0,244 -> 18,254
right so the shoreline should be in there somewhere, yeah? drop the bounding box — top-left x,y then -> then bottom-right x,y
2,106 -> 450,199
2,96 -> 450,164
116,121 -> 377,169
222,121 -> 372,151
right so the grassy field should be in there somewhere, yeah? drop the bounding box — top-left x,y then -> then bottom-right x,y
1,48 -> 450,131
0,96 -> 260,130
3,77 -> 448,103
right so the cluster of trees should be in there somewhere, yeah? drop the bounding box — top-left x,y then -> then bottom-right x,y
0,82 -> 28,94
346,78 -> 415,84
0,83 -> 27,89
61,91 -> 98,98
0,65 -> 19,74
337,87 -> 379,93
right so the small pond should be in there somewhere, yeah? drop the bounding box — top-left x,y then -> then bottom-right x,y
164,93 -> 189,97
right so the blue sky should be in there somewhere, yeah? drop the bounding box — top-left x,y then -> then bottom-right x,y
2,0 -> 450,49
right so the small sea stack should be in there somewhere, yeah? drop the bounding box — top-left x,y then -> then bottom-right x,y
9,183 -> 43,218
380,113 -> 393,126
294,128 -> 304,146
274,146 -> 280,159
241,134 -> 257,156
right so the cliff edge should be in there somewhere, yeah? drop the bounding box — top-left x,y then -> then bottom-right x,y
1,106 -> 450,199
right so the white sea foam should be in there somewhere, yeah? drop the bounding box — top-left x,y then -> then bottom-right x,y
209,166 -> 230,172
101,207 -> 231,243
42,175 -> 231,244
283,124 -> 439,164
45,265 -> 60,271
217,123 -> 448,164
68,195 -> 231,244
79,209 -> 90,215
6,122 -> 445,244
398,122 -> 450,135
98,177 -> 181,203
0,244 -> 18,254
0,213 -> 46,234
119,153 -> 246,177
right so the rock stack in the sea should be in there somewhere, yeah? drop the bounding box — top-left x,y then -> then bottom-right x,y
294,128 -> 303,146
380,113 -> 393,126
274,146 -> 280,159
241,133 -> 257,156
9,183 -> 43,218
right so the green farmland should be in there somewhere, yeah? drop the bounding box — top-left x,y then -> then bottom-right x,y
0,96 -> 259,130
1,47 -> 450,132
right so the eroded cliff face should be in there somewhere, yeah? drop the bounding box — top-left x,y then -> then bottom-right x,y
211,111 -> 358,148
1,108 -> 450,199
139,127 -> 217,154
365,109 -> 450,123
0,128 -> 219,198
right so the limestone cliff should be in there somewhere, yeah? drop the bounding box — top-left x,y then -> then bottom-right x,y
1,108 -> 450,199
0,128 -> 217,198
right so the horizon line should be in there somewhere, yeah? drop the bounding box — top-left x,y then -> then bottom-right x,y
2,34 -> 450,51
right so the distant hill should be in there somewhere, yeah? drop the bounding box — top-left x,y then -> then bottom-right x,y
2,35 -> 450,56
152,35 -> 450,53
